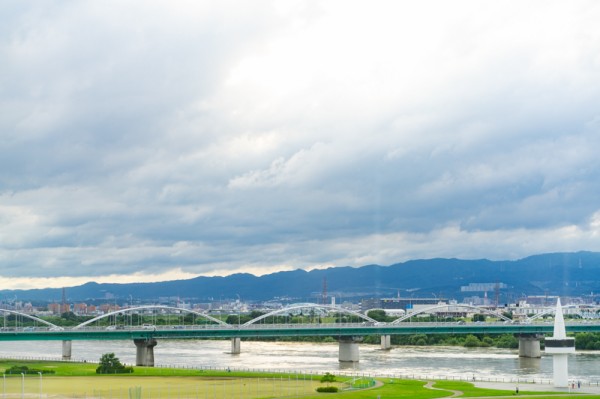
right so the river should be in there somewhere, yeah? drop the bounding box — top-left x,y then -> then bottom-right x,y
2,340 -> 600,383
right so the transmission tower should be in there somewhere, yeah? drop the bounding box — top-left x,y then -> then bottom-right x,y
494,282 -> 500,308
61,287 -> 68,313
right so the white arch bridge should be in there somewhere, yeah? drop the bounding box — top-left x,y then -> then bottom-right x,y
2,303 -> 599,367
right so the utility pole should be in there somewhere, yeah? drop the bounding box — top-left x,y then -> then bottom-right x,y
494,282 -> 500,308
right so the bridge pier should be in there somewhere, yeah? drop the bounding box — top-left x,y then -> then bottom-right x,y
339,336 -> 362,363
380,335 -> 392,350
62,340 -> 72,360
231,337 -> 241,354
134,338 -> 157,366
516,334 -> 542,358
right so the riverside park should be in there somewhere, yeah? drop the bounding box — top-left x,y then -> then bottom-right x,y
1,358 -> 599,399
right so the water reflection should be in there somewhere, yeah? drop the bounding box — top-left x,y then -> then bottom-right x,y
518,356 -> 542,375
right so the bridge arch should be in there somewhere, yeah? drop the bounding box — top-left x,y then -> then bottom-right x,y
244,303 -> 378,326
74,305 -> 229,329
0,308 -> 62,330
364,308 -> 406,316
526,305 -> 600,322
390,304 -> 513,324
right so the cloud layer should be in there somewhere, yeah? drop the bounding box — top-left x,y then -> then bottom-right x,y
2,1 -> 600,289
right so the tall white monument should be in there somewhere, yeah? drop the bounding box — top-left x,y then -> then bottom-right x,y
544,298 -> 575,387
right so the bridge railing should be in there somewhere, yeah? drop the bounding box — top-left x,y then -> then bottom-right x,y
2,320 -> 599,334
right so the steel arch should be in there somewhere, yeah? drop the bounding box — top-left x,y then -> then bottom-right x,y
0,308 -> 62,330
74,305 -> 230,329
243,303 -> 378,326
390,304 -> 513,324
526,304 -> 600,322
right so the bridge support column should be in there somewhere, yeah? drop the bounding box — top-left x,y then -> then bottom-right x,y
380,335 -> 392,350
339,336 -> 362,363
516,334 -> 542,358
134,338 -> 157,366
231,337 -> 241,354
62,340 -> 72,360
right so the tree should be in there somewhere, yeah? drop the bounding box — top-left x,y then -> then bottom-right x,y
96,353 -> 133,374
463,334 -> 481,348
320,372 -> 336,385
366,309 -> 388,322
472,313 -> 486,322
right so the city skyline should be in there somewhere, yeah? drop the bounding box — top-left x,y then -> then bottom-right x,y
2,1 -> 600,290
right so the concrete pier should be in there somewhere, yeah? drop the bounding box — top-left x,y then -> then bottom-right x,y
231,337 -> 241,354
134,338 -> 158,367
62,340 -> 72,360
517,334 -> 542,358
339,336 -> 362,363
380,335 -> 392,350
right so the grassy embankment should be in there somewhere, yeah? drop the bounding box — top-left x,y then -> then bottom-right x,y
0,359 -> 590,399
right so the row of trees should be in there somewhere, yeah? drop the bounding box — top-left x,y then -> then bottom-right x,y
363,332 -> 600,350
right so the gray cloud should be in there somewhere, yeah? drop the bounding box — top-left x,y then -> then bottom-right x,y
2,1 -> 600,287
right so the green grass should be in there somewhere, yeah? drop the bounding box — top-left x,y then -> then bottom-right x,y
433,381 -> 559,397
3,359 -> 600,399
0,359 -> 99,376
0,359 -> 284,377
301,378 -> 444,399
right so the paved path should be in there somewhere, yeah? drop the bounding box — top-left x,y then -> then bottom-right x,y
422,380 -> 600,398
474,381 -> 600,396
424,381 -> 464,397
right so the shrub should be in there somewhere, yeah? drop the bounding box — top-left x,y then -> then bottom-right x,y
463,334 -> 481,348
316,386 -> 339,393
5,366 -> 55,375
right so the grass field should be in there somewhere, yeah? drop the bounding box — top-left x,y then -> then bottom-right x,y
2,359 -> 600,399
3,375 -> 326,399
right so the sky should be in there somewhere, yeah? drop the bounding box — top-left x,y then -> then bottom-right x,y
2,1 -> 600,290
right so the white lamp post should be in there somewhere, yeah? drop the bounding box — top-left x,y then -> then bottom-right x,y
38,372 -> 42,399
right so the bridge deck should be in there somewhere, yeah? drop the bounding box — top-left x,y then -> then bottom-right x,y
1,322 -> 599,341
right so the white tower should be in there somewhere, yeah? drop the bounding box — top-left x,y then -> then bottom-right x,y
544,298 -> 575,387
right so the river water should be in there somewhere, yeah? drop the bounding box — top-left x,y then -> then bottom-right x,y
2,340 -> 600,384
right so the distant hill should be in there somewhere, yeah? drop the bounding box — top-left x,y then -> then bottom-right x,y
2,251 -> 600,304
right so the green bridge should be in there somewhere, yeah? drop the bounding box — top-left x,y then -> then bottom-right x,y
2,303 -> 599,366
1,321 -> 600,341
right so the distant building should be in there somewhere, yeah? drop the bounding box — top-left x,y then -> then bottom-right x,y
99,304 -> 120,314
461,282 -> 507,292
60,302 -> 71,314
192,303 -> 212,311
361,297 -> 444,312
73,303 -> 88,315
48,303 -> 61,315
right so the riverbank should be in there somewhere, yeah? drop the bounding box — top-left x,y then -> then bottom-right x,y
3,358 -> 600,399
3,340 -> 600,385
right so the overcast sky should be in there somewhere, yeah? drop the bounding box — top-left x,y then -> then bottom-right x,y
2,1 -> 600,290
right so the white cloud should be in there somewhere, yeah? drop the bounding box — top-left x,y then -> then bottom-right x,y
2,1 -> 600,286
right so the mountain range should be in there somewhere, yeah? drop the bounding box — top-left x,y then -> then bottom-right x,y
2,251 -> 599,304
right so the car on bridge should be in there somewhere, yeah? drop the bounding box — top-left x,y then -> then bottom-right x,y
105,325 -> 126,330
